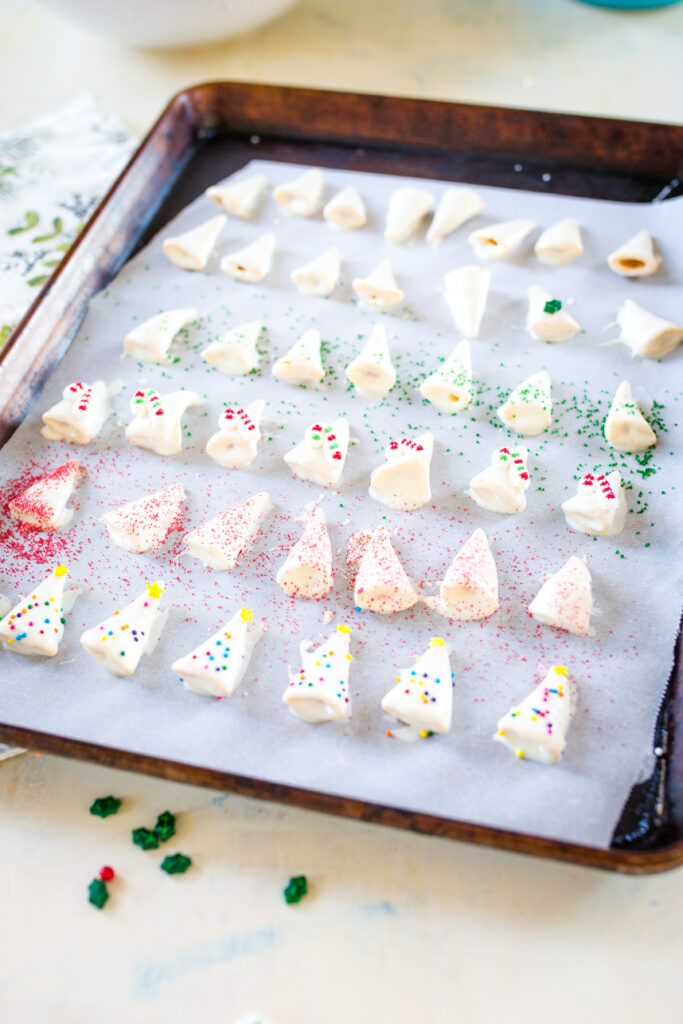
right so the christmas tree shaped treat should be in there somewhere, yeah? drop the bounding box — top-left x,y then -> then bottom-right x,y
420,339 -> 472,413
276,507 -> 334,600
345,324 -> 397,399
182,492 -> 272,570
9,460 -> 85,530
526,286 -> 580,343
284,419 -> 349,488
347,525 -> 417,614
273,168 -> 325,217
381,638 -> 454,740
171,606 -> 265,698
534,218 -> 583,265
201,320 -> 263,376
494,665 -> 578,765
468,446 -> 531,515
604,381 -> 656,453
443,266 -> 490,338
220,233 -> 275,283
425,528 -> 499,621
41,380 -> 110,444
123,308 -> 198,364
352,259 -> 404,313
125,388 -> 202,456
562,471 -> 627,537
427,187 -> 485,246
272,328 -> 324,385
607,229 -> 661,278
162,214 -> 226,271
323,185 -> 367,230
206,173 -> 267,218
206,400 -> 265,469
384,185 -> 434,243
616,298 -> 683,359
101,482 -> 186,553
80,581 -> 168,677
291,247 -> 340,297
528,556 -> 593,636
369,432 -> 433,512
468,218 -> 536,261
0,565 -> 76,657
282,624 -> 353,723
497,371 -> 552,437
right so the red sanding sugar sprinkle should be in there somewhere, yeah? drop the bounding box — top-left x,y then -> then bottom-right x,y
0,465 -> 84,565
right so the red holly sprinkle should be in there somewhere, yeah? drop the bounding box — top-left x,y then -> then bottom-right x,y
99,866 -> 115,882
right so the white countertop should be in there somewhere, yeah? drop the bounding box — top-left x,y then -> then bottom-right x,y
0,1 -> 682,1021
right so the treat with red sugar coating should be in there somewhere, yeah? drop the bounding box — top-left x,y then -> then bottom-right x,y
0,564 -> 78,657
284,419 -> 349,489
528,556 -> 594,636
80,581 -> 167,677
347,525 -> 417,614
206,400 -> 265,469
182,492 -> 272,570
369,431 -> 433,512
101,482 -> 186,553
125,388 -> 202,456
171,606 -> 265,697
41,380 -> 110,445
9,460 -> 84,530
276,507 -> 334,600
283,624 -> 352,723
425,528 -> 499,621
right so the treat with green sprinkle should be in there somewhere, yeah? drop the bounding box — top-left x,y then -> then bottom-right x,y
160,853 -> 192,875
88,878 -> 109,909
544,299 -> 562,314
132,827 -> 159,850
89,796 -> 122,818
154,810 -> 176,843
283,875 -> 308,904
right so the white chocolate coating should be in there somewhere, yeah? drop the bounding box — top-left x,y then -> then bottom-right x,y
384,186 -> 434,243
468,218 -> 536,260
206,173 -> 267,219
352,259 -> 404,312
382,638 -> 454,738
171,607 -> 264,698
272,328 -> 324,385
607,229 -> 661,278
123,307 -> 198,364
426,528 -> 499,621
0,594 -> 10,619
497,371 -> 552,436
604,380 -> 656,453
0,565 -> 74,657
427,187 -> 485,245
323,186 -> 367,230
80,581 -> 167,677
562,471 -> 627,537
494,665 -> 577,765
220,232 -> 275,282
201,320 -> 263,375
291,246 -> 340,297
420,339 -> 472,413
162,214 -> 226,271
182,492 -> 272,571
125,388 -> 202,456
101,481 -> 186,553
443,265 -> 489,338
534,218 -> 583,265
284,418 -> 349,488
526,286 -> 580,343
276,507 -> 333,600
273,168 -> 324,217
617,298 -> 683,359
468,446 -> 530,515
347,525 -> 417,614
283,624 -> 352,723
9,459 -> 84,530
528,556 -> 593,636
369,432 -> 433,512
41,380 -> 110,445
206,399 -> 265,469
345,323 -> 396,399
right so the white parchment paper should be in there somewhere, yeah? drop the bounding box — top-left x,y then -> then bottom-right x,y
1,159 -> 682,849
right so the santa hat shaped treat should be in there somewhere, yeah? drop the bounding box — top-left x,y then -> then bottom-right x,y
0,564 -> 76,657
41,380 -> 110,445
526,287 -> 580,343
80,580 -> 167,677
443,267 -> 489,339
284,419 -> 349,489
616,299 -> 683,360
426,528 -> 499,621
497,371 -> 552,437
162,214 -> 226,271
494,665 -> 578,765
206,173 -> 267,219
352,259 -> 404,313
291,247 -> 340,297
9,460 -> 84,531
420,339 -> 472,413
468,218 -> 536,261
273,168 -> 324,217
182,492 -> 272,571
528,556 -> 593,636
347,525 -> 417,614
427,187 -> 485,246
101,482 -> 186,554
534,218 -> 583,266
124,308 -> 198,364
345,323 -> 397,399
206,400 -> 265,470
384,185 -> 434,243
171,606 -> 265,698
282,623 -> 353,723
125,388 -> 202,456
220,233 -> 275,283
382,638 -> 454,739
323,186 -> 367,230
562,471 -> 627,537
272,328 -> 325,386
369,432 -> 433,512
604,381 -> 656,454
468,446 -> 530,515
276,507 -> 334,600
201,320 -> 262,376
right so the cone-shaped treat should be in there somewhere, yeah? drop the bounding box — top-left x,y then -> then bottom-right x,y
494,665 -> 577,765
347,525 -> 417,614
468,445 -> 530,515
272,328 -> 324,385
427,187 -> 485,246
9,460 -> 84,530
617,298 -> 683,359
171,606 -> 265,698
201,320 -> 262,375
273,168 -> 324,217
369,432 -> 433,512
352,259 -> 404,312
604,381 -> 656,453
534,218 -> 583,265
345,324 -> 396,399
125,388 -> 202,456
468,218 -> 536,260
283,624 -> 352,723
426,528 -> 499,620
162,214 -> 226,271
41,380 -> 110,445
384,186 -> 434,243
291,247 -> 340,297
323,185 -> 367,230
182,492 -> 272,571
80,580 -> 167,677
284,418 -> 349,488
276,507 -> 334,600
206,173 -> 267,219
497,371 -> 552,436
420,339 -> 472,413
443,265 -> 490,338
124,307 -> 198,364
101,482 -> 186,553
0,565 -> 75,657
562,471 -> 627,537
382,637 -> 454,739
220,233 -> 275,283
607,229 -> 661,278
0,594 -> 10,619
528,556 -> 593,636
527,286 -> 580,343
206,400 -> 265,469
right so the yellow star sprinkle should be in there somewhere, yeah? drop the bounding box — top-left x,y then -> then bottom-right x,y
239,608 -> 253,623
429,637 -> 446,647
515,749 -> 525,759
53,564 -> 68,578
552,665 -> 568,676
336,624 -> 352,635
146,582 -> 164,599
419,730 -> 429,738
497,729 -> 506,737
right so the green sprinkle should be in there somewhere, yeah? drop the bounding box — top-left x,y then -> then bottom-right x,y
160,853 -> 192,875
154,810 -> 176,843
132,827 -> 159,851
88,878 -> 109,909
284,875 -> 308,904
89,795 -> 121,818
544,299 -> 562,314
